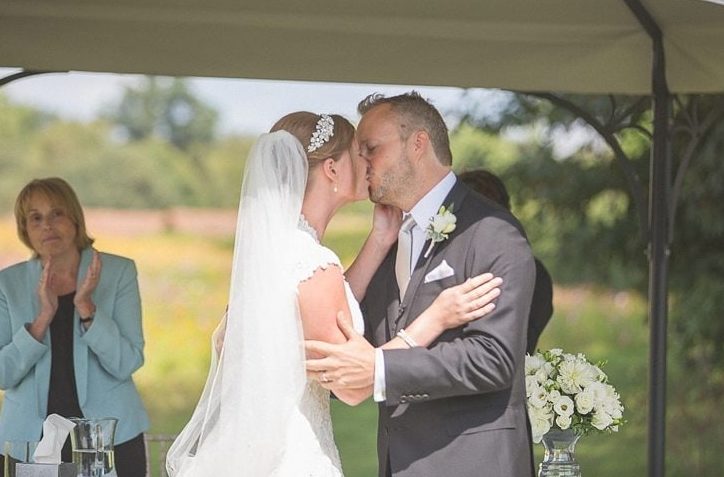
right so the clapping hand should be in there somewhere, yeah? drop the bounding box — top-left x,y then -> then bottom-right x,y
74,249 -> 101,318
37,256 -> 58,318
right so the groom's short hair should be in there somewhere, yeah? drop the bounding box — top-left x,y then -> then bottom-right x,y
358,91 -> 452,166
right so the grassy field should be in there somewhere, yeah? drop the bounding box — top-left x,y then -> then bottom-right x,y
0,207 -> 720,476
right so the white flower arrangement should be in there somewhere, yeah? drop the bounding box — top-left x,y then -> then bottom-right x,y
525,349 -> 625,443
423,204 -> 456,257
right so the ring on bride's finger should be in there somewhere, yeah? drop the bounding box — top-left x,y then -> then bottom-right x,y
321,372 -> 330,383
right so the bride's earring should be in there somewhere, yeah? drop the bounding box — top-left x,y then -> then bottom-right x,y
333,183 -> 338,193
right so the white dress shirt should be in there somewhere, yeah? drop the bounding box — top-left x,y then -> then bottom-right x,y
374,171 -> 457,402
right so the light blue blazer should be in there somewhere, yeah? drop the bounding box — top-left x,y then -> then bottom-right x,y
0,248 -> 149,445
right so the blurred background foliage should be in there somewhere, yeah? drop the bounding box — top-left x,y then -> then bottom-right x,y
0,79 -> 722,475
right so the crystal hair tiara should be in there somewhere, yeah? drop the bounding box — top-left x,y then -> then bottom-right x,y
308,114 -> 335,153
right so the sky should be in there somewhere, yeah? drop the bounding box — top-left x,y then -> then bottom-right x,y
0,67 -> 502,136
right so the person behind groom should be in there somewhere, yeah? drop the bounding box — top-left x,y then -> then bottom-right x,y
306,92 -> 536,477
458,168 -> 554,355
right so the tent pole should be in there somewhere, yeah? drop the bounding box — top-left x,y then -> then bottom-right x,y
623,2 -> 671,476
647,69 -> 670,477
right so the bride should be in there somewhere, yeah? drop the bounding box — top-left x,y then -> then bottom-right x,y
166,112 -> 501,476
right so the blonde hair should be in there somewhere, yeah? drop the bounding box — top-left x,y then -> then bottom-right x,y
270,112 -> 355,173
14,177 -> 94,253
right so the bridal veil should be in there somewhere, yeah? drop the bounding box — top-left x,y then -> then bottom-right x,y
166,131 -> 309,476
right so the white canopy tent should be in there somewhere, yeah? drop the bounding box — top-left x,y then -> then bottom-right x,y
2,1 -> 724,476
1,0 -> 724,93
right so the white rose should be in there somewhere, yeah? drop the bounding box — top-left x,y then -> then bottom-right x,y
592,410 -> 614,431
525,376 -> 539,397
529,385 -> 548,408
432,211 -> 456,234
555,414 -> 572,430
601,395 -> 623,419
608,402 -> 624,420
529,407 -> 553,443
553,396 -> 575,417
586,381 -> 608,404
534,367 -> 549,384
525,354 -> 546,375
547,389 -> 561,404
575,390 -> 595,415
587,382 -> 620,413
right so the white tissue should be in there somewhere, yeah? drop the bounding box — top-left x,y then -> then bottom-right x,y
32,414 -> 76,464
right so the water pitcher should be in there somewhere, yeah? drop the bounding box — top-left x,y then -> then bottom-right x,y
69,418 -> 118,477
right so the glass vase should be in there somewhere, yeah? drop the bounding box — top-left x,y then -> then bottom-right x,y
538,427 -> 582,477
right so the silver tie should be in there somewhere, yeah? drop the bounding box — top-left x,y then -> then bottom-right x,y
395,214 -> 416,300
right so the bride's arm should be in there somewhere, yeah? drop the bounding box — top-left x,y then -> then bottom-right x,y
298,265 -> 351,357
381,273 -> 502,350
298,266 -> 372,406
345,204 -> 400,301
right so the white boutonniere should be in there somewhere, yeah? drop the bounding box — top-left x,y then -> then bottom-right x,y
423,204 -> 457,258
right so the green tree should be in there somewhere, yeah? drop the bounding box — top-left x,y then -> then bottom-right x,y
106,76 -> 219,152
0,92 -> 57,209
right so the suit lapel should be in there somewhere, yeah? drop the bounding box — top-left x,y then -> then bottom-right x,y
74,248 -> 92,406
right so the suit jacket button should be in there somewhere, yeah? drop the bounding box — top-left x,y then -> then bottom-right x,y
422,393 -> 429,399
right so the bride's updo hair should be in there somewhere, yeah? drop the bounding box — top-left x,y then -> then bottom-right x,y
270,112 -> 355,172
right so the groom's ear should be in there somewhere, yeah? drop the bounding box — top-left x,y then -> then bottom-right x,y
409,130 -> 430,162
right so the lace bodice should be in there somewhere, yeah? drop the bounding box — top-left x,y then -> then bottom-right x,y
271,226 -> 363,476
293,224 -> 364,334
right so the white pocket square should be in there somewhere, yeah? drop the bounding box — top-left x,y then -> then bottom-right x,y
424,260 -> 455,283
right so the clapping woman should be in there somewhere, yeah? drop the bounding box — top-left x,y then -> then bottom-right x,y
0,178 -> 148,477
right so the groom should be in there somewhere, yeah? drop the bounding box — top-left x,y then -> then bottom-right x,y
306,92 -> 535,477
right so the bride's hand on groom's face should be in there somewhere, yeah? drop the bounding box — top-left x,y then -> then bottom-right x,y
304,312 -> 375,390
371,204 -> 402,247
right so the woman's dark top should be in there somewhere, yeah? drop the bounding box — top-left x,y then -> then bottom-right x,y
47,292 -> 84,419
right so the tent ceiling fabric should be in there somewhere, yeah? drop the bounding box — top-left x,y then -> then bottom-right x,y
1,0 -> 723,94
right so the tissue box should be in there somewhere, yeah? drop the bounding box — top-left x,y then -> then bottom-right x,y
15,463 -> 77,477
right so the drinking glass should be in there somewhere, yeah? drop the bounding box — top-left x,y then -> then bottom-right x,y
68,418 -> 118,477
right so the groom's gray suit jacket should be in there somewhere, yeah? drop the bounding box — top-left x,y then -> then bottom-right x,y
362,180 -> 536,477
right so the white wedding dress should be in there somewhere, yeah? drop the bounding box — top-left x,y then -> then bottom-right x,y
166,131 -> 361,477
273,224 -> 364,477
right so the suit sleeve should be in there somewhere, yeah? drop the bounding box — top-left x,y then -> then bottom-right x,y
383,216 -> 535,405
81,259 -> 145,380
